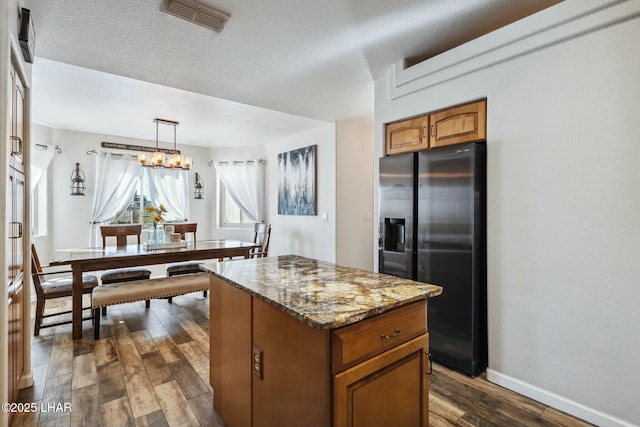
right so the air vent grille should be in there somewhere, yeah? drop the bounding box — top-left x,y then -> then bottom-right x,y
165,2 -> 198,20
161,0 -> 230,33
194,12 -> 225,29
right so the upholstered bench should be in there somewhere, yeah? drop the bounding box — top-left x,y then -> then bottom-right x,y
92,273 -> 210,339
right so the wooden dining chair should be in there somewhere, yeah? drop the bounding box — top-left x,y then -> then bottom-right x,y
31,244 -> 98,335
217,222 -> 271,262
100,224 -> 151,314
250,223 -> 271,258
101,224 -> 144,248
165,223 -> 207,300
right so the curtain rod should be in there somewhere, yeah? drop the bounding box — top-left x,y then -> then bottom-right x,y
35,143 -> 62,154
87,149 -> 138,160
208,159 -> 266,166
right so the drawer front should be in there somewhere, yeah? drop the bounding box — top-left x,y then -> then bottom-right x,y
332,301 -> 426,374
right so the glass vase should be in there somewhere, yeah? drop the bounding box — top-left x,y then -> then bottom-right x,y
155,224 -> 164,243
149,223 -> 164,244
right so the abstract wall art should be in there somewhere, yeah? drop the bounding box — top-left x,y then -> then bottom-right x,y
277,145 -> 317,215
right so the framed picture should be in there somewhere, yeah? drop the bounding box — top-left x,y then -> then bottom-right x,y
277,145 -> 317,215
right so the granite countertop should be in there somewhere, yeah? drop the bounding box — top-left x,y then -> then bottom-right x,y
202,254 -> 442,330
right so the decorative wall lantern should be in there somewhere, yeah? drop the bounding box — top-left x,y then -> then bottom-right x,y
70,162 -> 86,196
194,172 -> 204,199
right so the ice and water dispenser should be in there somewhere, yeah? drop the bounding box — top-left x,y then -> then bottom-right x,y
383,218 -> 405,252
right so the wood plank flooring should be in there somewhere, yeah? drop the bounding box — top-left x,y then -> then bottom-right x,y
12,294 -> 592,427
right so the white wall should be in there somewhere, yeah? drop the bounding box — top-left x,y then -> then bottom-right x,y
265,124 -> 336,262
374,1 -> 640,426
336,119 -> 374,270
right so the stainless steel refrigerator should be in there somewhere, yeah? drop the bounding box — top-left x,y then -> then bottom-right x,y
379,142 -> 487,377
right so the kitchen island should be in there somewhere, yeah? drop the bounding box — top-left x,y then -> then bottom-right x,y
203,255 -> 442,427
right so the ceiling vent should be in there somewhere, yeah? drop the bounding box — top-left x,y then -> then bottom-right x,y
161,0 -> 230,33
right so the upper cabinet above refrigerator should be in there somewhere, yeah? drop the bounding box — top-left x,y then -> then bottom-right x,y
429,99 -> 486,149
385,99 -> 486,156
385,115 -> 429,156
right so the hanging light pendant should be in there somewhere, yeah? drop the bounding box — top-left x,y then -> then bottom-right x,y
70,162 -> 86,196
138,118 -> 192,169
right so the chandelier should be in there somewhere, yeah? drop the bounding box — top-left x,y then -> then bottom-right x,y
138,118 -> 192,169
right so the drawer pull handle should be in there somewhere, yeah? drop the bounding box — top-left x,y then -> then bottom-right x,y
381,329 -> 401,340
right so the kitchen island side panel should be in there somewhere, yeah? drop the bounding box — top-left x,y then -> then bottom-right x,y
210,275 -> 252,427
252,297 -> 331,427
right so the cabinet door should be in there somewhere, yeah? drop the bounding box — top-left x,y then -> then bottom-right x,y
10,68 -> 25,173
386,115 -> 429,155
334,334 -> 429,427
7,295 -> 16,404
429,99 -> 486,148
6,172 -> 14,285
7,170 -> 25,285
11,284 -> 24,398
14,171 -> 25,284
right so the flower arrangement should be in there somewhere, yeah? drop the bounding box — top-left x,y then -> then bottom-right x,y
145,204 -> 167,229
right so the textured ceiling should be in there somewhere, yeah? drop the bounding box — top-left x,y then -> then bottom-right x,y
24,0 -> 561,147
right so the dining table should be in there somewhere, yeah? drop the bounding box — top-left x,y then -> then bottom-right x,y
49,239 -> 259,339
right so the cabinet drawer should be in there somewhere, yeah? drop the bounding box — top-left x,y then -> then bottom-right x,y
331,301 -> 426,374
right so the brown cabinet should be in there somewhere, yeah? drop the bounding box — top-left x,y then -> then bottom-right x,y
211,279 -> 330,427
429,99 -> 486,148
6,62 -> 26,413
210,277 -> 430,427
385,115 -> 429,155
385,99 -> 487,155
333,335 -> 429,427
332,301 -> 429,427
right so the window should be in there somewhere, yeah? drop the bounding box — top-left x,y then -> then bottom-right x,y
30,173 -> 48,236
108,167 -> 189,228
219,180 -> 253,228
111,191 -> 175,228
111,192 -> 152,226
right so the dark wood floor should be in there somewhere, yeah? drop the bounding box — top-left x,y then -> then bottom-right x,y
11,294 -> 592,427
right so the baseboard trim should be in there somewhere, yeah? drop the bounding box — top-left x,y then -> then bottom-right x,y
486,369 -> 635,427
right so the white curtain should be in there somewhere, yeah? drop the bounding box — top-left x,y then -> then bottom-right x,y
89,153 -> 141,246
142,167 -> 190,222
31,143 -> 55,190
213,160 -> 265,222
